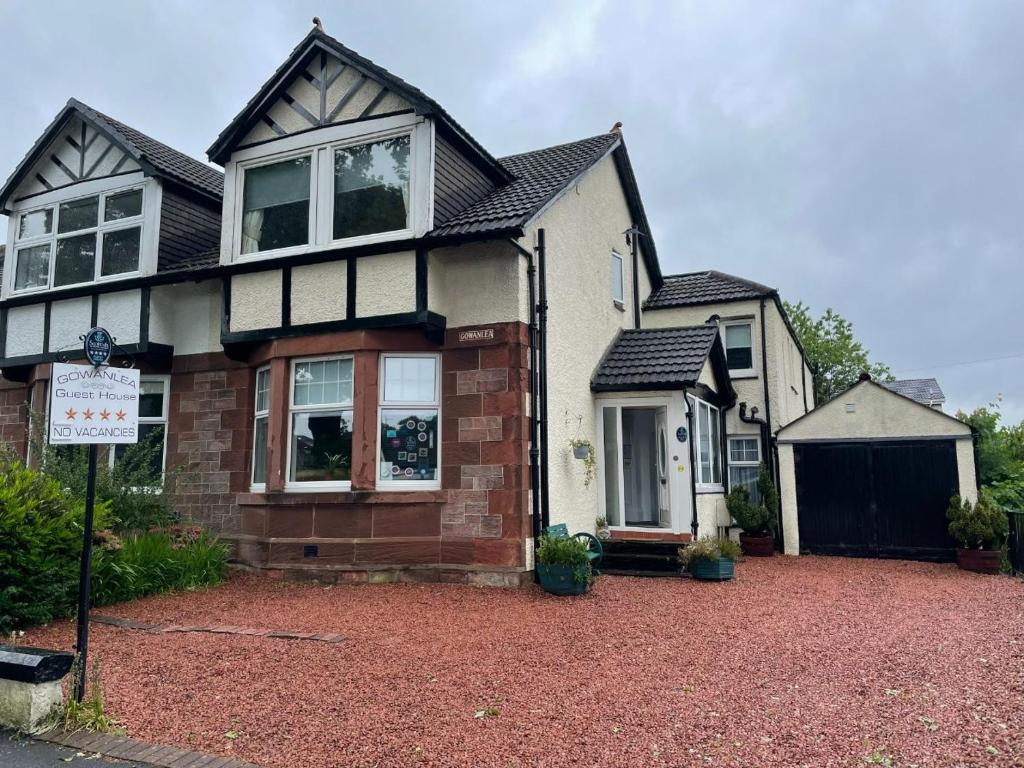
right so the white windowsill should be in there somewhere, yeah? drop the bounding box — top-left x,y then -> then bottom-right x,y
283,482 -> 353,493
696,485 -> 725,494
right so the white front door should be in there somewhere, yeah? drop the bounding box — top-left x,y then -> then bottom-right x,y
656,407 -> 671,527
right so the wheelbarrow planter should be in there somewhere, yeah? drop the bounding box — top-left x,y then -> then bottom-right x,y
537,563 -> 590,595
689,557 -> 736,582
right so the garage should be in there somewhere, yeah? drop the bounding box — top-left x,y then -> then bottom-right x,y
777,375 -> 978,561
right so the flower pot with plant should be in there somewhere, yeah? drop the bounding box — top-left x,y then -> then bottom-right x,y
536,534 -> 596,595
947,493 -> 1008,574
678,535 -> 740,581
569,439 -> 597,487
727,464 -> 779,556
595,516 -> 610,540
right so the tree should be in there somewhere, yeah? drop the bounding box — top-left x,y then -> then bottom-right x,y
957,400 -> 1024,510
783,301 -> 893,404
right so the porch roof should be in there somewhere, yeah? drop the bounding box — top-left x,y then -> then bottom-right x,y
591,325 -> 721,392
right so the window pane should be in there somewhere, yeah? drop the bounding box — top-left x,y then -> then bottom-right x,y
18,208 -> 52,240
54,233 -> 96,286
105,189 -> 142,221
113,423 -> 165,481
242,156 -> 311,253
333,135 -> 410,240
603,407 -> 621,526
293,358 -> 353,406
290,410 -> 353,483
14,244 -> 51,290
101,227 -> 140,276
379,409 -> 438,481
730,465 -> 760,506
252,416 -> 268,484
255,369 -> 270,413
698,403 -> 710,484
611,255 -> 624,302
58,196 -> 99,233
383,356 -> 436,403
139,381 -> 165,418
710,407 -> 722,484
729,438 -> 759,463
725,324 -> 753,370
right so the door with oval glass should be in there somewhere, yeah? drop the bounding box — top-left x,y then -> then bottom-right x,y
602,403 -> 673,530
656,407 -> 670,527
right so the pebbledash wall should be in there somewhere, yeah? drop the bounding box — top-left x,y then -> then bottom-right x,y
167,321 -> 533,586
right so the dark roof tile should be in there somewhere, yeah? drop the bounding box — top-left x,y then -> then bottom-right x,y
429,133 -> 618,237
592,325 -> 720,391
882,378 -> 946,404
645,270 -> 774,309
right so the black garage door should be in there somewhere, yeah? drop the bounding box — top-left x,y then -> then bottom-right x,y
794,440 -> 959,561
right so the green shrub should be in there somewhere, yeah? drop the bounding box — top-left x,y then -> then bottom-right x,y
92,528 -> 228,606
0,456 -> 111,633
726,467 -> 779,537
678,535 -> 741,568
757,463 -> 780,519
536,534 -> 595,585
947,493 -> 1009,551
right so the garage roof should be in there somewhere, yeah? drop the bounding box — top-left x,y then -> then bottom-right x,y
882,378 -> 946,406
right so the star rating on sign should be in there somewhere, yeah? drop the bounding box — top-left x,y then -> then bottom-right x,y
115,409 -> 126,421
65,408 -> 77,421
99,409 -> 111,421
82,409 -> 94,421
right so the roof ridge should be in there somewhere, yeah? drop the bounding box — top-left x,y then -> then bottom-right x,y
498,132 -> 616,162
706,269 -> 776,295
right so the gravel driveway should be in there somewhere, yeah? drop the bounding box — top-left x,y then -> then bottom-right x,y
23,556 -> 1024,767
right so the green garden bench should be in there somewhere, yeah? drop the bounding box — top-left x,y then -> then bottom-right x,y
544,523 -> 604,572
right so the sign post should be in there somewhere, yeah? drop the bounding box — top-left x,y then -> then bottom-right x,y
49,328 -> 139,701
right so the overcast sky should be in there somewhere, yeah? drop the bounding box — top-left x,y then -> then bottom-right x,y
1,1 -> 1020,421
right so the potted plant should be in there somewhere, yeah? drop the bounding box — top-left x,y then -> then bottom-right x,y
595,516 -> 610,540
536,534 -> 596,595
947,493 -> 1008,574
727,466 -> 779,556
569,439 -> 597,487
677,536 -> 741,581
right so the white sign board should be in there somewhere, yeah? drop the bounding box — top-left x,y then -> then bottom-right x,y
49,362 -> 141,445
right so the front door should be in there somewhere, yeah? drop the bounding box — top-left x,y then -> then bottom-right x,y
656,408 -> 670,526
601,403 -> 674,530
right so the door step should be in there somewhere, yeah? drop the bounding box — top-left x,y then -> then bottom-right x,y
598,540 -> 682,575
602,568 -> 680,578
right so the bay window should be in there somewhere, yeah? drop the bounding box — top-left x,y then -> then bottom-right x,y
236,127 -> 414,258
12,186 -> 144,292
288,356 -> 353,487
723,321 -> 754,375
378,354 -> 440,487
691,396 -> 722,488
728,436 -> 761,504
251,367 -> 270,488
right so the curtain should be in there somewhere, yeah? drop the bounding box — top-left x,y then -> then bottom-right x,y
241,209 -> 264,254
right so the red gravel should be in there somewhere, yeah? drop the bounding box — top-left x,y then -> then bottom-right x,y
24,557 -> 1024,767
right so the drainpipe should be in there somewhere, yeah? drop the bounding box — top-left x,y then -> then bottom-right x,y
510,237 -> 542,542
685,393 -> 699,538
628,228 -> 641,329
536,228 -> 551,530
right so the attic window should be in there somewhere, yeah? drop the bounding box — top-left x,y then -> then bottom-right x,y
12,186 -> 144,292
241,156 -> 311,254
333,135 -> 410,240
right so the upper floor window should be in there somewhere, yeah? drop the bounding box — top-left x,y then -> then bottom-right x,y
611,251 -> 624,306
13,186 -> 143,292
238,132 -> 411,257
723,321 -> 754,375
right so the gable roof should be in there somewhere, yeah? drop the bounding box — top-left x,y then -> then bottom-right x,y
644,270 -> 774,309
882,378 -> 945,405
591,325 -> 731,396
0,99 -> 222,212
208,26 -> 510,186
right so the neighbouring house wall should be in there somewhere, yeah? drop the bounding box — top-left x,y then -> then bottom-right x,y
157,184 -> 221,271
526,153 -> 652,535
0,382 -> 30,457
764,300 -> 812,431
149,280 -> 223,355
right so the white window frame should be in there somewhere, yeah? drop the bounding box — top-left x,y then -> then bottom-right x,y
108,375 -> 169,485
722,319 -> 756,378
224,114 -> 432,264
11,183 -> 146,295
251,366 -> 270,491
727,435 -> 761,502
285,354 -> 355,492
611,251 -> 625,307
690,395 -> 723,491
376,352 -> 441,491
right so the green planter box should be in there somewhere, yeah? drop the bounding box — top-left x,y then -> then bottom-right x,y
537,563 -> 590,595
689,557 -> 735,581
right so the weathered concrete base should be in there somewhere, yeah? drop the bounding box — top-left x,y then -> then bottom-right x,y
0,677 -> 61,734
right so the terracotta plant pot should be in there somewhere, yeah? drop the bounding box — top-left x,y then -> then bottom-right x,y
739,533 -> 775,557
956,548 -> 1002,574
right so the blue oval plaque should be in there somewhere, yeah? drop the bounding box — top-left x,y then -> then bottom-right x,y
83,327 -> 112,367
675,426 -> 688,443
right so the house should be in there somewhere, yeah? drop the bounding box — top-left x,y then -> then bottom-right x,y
882,377 -> 946,410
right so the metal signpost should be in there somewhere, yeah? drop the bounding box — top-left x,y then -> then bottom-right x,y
49,328 -> 139,701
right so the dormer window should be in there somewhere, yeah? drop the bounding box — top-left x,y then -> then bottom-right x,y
12,185 -> 144,292
227,115 -> 427,261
